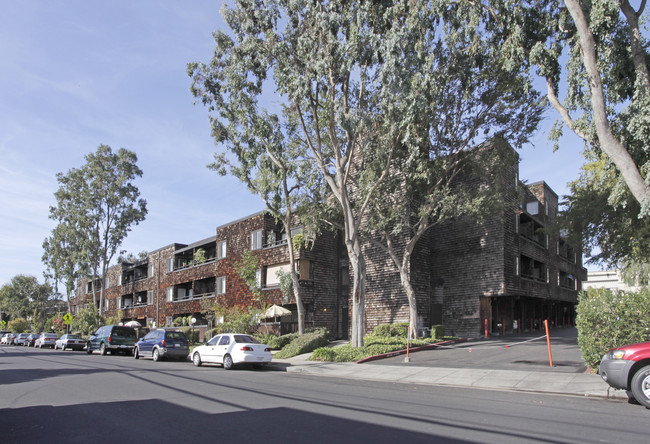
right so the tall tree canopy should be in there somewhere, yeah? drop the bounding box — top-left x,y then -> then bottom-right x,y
190,0 -> 544,344
47,145 -> 147,315
485,0 -> 650,215
0,275 -> 55,323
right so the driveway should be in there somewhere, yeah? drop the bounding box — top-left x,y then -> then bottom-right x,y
372,327 -> 588,373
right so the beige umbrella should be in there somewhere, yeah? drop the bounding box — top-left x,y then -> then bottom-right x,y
262,304 -> 292,320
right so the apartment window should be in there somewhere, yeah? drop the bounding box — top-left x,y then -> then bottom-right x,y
167,258 -> 174,272
149,263 -> 154,278
147,290 -> 154,305
117,298 -> 122,309
255,269 -> 262,289
217,240 -> 227,259
166,287 -> 173,302
118,274 -> 122,286
515,214 -> 519,233
216,276 -> 226,295
267,263 -> 292,287
105,299 -> 110,310
106,277 -> 110,288
514,257 -> 520,276
298,259 -> 312,281
251,230 -> 263,250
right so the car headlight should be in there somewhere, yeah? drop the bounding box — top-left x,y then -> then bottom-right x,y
610,350 -> 626,360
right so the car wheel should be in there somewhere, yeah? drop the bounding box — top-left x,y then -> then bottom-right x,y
86,343 -> 93,354
223,354 -> 233,370
134,347 -> 140,359
630,365 -> 650,409
153,348 -> 160,362
99,343 -> 107,356
192,352 -> 202,367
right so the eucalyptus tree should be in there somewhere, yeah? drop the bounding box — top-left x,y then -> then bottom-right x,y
190,0 -> 395,346
43,223 -> 81,313
48,145 -> 147,314
484,0 -> 650,214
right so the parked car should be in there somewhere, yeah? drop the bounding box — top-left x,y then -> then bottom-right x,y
191,333 -> 272,370
13,333 -> 31,346
35,333 -> 58,348
55,334 -> 86,351
0,333 -> 11,344
134,329 -> 189,362
23,334 -> 38,347
2,333 -> 17,344
86,325 -> 137,355
599,341 -> 650,408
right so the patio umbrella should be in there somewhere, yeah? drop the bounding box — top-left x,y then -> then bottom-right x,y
124,320 -> 142,328
262,304 -> 291,320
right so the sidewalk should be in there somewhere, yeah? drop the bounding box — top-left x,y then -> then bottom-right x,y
269,332 -> 628,402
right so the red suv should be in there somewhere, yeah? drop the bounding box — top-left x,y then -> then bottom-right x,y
599,341 -> 650,408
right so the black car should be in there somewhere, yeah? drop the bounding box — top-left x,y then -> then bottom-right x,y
23,334 -> 38,347
86,325 -> 137,355
134,329 -> 189,361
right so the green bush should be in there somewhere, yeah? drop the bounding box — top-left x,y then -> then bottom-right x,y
178,326 -> 200,344
373,322 -> 409,337
274,328 -> 330,359
7,318 -> 29,333
431,325 -> 445,340
577,288 -> 650,368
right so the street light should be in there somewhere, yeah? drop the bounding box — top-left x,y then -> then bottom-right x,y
191,317 -> 196,344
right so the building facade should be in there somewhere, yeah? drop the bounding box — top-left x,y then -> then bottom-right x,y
74,145 -> 585,340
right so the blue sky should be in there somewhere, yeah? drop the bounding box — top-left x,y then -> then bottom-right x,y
0,1 -> 591,288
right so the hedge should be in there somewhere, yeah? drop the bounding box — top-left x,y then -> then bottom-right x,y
274,328 -> 330,359
577,287 -> 650,368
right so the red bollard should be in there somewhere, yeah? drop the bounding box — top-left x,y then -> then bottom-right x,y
484,318 -> 488,338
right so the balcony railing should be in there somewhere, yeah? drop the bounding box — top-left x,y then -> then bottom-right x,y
172,292 -> 215,303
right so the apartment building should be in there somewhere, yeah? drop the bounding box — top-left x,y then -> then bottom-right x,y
73,211 -> 343,338
361,141 -> 586,338
74,143 -> 584,340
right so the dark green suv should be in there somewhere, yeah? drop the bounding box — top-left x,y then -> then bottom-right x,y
86,325 -> 137,356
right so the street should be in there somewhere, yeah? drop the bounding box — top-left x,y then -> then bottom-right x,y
1,345 -> 647,443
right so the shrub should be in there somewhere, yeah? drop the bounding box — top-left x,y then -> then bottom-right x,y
431,325 -> 445,340
577,287 -> 650,368
7,318 -> 29,333
274,328 -> 330,359
373,322 -> 409,337
178,326 -> 199,343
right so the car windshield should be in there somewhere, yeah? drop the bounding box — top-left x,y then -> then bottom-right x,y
233,335 -> 259,344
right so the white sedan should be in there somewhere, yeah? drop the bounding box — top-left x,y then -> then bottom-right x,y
191,333 -> 272,370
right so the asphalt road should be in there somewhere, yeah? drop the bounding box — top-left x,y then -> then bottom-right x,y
375,327 -> 588,373
1,344 -> 648,443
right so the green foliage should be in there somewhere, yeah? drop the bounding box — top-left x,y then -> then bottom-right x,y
7,318 -> 29,333
0,275 -> 53,321
70,305 -> 104,338
211,305 -> 258,335
178,326 -> 200,344
373,323 -> 409,338
274,328 -> 330,359
311,333 -> 453,362
193,248 -> 207,265
47,144 -> 147,315
576,288 -> 650,368
233,251 -> 263,302
431,325 -> 445,340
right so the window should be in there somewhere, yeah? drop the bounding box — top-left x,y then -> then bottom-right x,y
149,263 -> 154,278
251,230 -> 263,250
118,274 -> 122,286
117,298 -> 122,309
105,299 -> 110,310
166,287 -> 173,302
217,240 -> 227,259
147,290 -> 154,305
255,269 -> 262,289
266,263 -> 292,287
167,258 -> 174,272
514,257 -> 520,276
515,214 -> 519,233
106,277 -> 110,288
165,316 -> 173,327
298,259 -> 312,281
216,276 -> 226,295
218,336 -> 231,346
